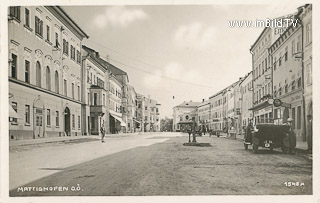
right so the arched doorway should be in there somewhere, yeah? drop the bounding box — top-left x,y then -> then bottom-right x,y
64,107 -> 71,136
33,96 -> 44,139
282,107 -> 289,123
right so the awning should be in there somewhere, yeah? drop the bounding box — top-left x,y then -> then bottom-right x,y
110,112 -> 126,127
9,105 -> 22,119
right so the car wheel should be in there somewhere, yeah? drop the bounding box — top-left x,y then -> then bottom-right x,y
244,143 -> 248,150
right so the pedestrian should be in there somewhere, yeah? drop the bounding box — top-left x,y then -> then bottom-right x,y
101,124 -> 105,143
285,118 -> 296,154
245,121 -> 253,143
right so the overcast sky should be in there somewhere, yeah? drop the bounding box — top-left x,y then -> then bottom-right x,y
62,1 -> 304,118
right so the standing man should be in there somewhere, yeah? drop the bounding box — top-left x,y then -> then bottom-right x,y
101,123 -> 106,143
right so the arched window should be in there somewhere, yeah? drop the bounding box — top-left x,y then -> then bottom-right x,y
36,61 -> 41,87
46,66 -> 51,90
55,71 -> 59,93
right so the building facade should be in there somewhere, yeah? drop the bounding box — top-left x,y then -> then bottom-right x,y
239,71 -> 253,131
172,101 -> 200,132
197,100 -> 210,131
127,85 -> 138,133
300,4 -> 312,150
250,27 -> 274,124
81,45 -> 110,136
269,12 -> 305,141
8,6 -> 88,140
209,91 -> 224,132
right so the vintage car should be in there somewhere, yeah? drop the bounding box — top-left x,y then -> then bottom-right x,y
244,124 -> 296,154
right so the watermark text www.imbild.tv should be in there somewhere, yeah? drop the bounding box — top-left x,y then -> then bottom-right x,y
228,18 -> 299,29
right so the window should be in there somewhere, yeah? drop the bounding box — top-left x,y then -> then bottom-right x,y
103,94 -> 105,106
25,105 -> 30,124
56,111 -> 59,127
78,115 -> 81,129
12,102 -> 18,123
77,50 -> 81,64
297,77 -> 302,88
72,83 -> 75,99
71,45 -> 75,60
64,79 -> 67,96
306,23 -> 311,44
55,71 -> 59,93
265,58 -> 267,70
292,81 -> 296,91
88,93 -> 90,105
36,61 -> 41,87
306,64 -> 312,85
285,84 -> 288,93
90,73 -> 92,84
292,107 -> 296,129
63,39 -> 69,55
25,8 -> 30,27
35,16 -> 43,37
46,109 -> 51,126
93,93 -> 97,105
11,54 -> 17,79
46,66 -> 51,90
77,86 -> 80,100
145,106 -> 147,110
9,6 -> 20,21
55,32 -> 59,48
279,52 -> 282,66
297,106 -> 301,129
273,57 -> 277,70
72,114 -> 75,129
285,47 -> 288,61
25,60 -> 30,83
297,35 -> 302,52
46,25 -> 50,41
291,39 -> 295,56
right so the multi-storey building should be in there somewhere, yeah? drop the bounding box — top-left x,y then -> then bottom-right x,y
209,91 -> 224,132
107,64 -> 129,133
250,27 -> 275,124
233,80 -> 243,134
136,94 -> 160,132
269,10 -> 305,141
239,71 -> 253,131
8,6 -> 88,140
127,85 -> 137,133
81,45 -> 110,136
300,4 -> 312,150
172,101 -> 200,132
197,100 -> 210,131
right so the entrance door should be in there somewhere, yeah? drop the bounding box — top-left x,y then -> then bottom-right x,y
64,107 -> 70,136
34,108 -> 44,138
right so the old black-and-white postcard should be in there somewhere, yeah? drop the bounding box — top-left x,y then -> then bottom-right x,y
1,0 -> 319,203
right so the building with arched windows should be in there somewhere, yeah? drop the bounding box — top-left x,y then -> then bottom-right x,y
8,6 -> 88,140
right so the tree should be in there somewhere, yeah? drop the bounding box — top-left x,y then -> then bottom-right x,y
160,117 -> 173,132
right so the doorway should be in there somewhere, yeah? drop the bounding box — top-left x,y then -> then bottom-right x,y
64,107 -> 71,136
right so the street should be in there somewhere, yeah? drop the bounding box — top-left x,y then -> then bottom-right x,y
9,132 -> 312,196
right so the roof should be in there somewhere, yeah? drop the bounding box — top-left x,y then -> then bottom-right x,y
97,58 -> 129,83
82,45 -> 107,72
197,100 -> 210,108
238,71 -> 252,86
174,101 -> 201,108
46,6 -> 89,40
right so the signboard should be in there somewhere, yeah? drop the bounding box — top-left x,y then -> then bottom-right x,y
273,99 -> 282,107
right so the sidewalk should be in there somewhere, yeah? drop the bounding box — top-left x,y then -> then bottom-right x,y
9,132 -> 158,147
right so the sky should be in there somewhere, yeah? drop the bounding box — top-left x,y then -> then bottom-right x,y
62,1 -> 304,118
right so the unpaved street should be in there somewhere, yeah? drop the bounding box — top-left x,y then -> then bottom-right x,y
10,133 -> 312,196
